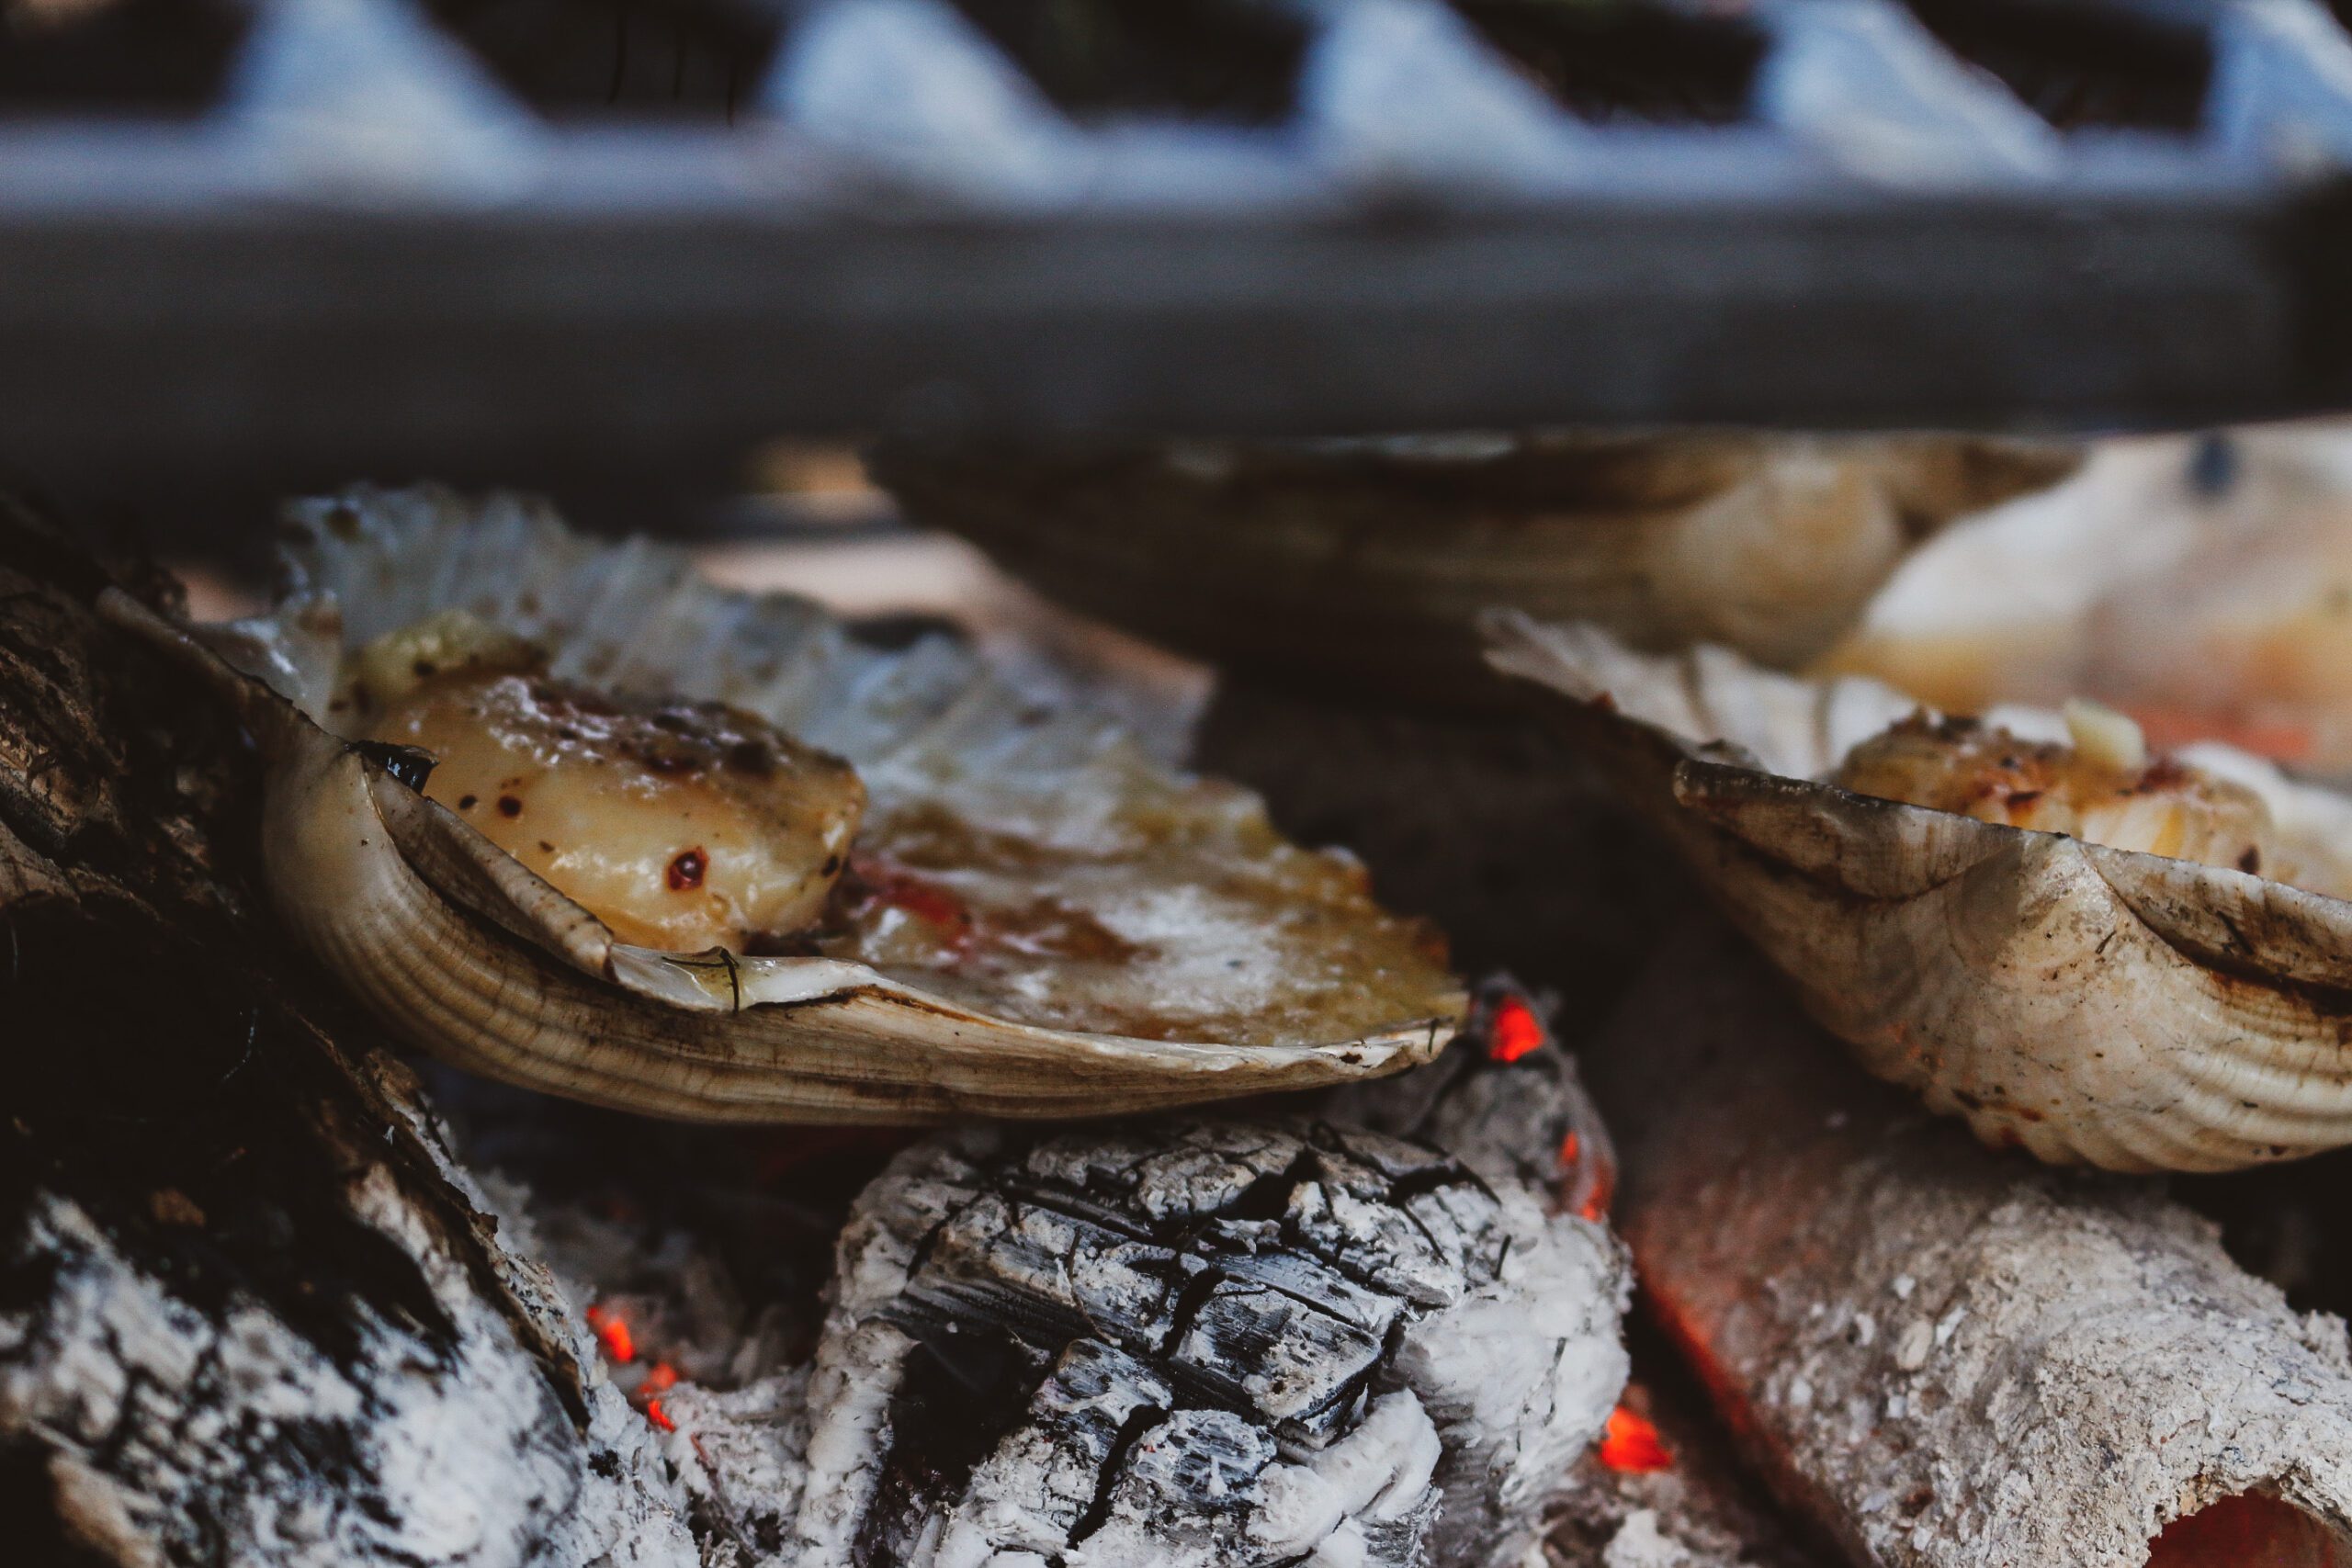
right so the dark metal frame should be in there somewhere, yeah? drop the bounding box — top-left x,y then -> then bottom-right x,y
7,0 -> 2352,514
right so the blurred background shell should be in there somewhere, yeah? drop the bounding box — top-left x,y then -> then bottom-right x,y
1485,612 -> 2352,1174
1824,424 -> 2352,781
868,430 -> 2080,707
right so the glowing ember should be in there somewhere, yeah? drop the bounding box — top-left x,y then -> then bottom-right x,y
2147,1493 -> 2350,1566
586,1303 -> 637,1364
1557,1129 -> 1617,1223
1598,1405 -> 1673,1474
584,1311 -> 684,1432
1576,1171 -> 1614,1224
1487,995 -> 1545,1063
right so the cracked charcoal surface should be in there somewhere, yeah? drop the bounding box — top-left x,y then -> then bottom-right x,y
784,1115 -> 1628,1568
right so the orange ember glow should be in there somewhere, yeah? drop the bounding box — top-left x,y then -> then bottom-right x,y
643,1360 -> 680,1393
587,1304 -> 637,1364
2146,1494 -> 2349,1567
646,1398 -> 676,1433
1487,996 -> 1545,1063
1598,1405 -> 1673,1474
1558,1130 -> 1615,1222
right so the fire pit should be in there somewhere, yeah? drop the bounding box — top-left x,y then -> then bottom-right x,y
13,4 -> 2352,1565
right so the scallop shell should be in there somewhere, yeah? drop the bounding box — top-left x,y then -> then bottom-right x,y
869,432 -> 2079,706
1485,611 -> 2352,1173
106,485 -> 1462,1123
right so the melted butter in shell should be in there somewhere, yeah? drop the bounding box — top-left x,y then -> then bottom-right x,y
815,793 -> 1455,1046
347,613 -> 863,953
1833,712 -> 2275,875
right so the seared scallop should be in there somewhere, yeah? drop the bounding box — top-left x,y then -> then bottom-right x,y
1831,710 -> 2274,877
347,611 -> 863,953
1487,610 -> 2352,1172
104,486 -> 1464,1125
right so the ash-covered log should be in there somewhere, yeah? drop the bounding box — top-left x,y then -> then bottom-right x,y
1587,920 -> 2352,1567
0,503 -> 696,1565
788,1108 -> 1630,1568
626,998 -> 1638,1568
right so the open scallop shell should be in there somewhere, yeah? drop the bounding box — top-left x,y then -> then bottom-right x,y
107,486 -> 1462,1124
1485,611 -> 2352,1173
869,431 -> 2079,706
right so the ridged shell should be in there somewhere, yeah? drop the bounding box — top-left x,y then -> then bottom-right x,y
870,432 -> 2079,706
104,486 -> 1463,1123
1486,611 -> 2352,1173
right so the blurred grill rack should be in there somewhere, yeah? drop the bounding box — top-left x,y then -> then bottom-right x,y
10,0 -> 2352,510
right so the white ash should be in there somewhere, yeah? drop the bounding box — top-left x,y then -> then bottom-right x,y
1,1175 -> 694,1568
420,1059 -> 878,1413
429,1104 -> 854,1557
1587,921 -> 2352,1567
657,1369 -> 813,1564
779,1115 -> 1630,1568
1602,1511 -> 1688,1568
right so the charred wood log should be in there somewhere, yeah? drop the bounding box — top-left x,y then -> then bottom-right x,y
643,999 -> 1640,1568
0,502 -> 697,1566
786,1112 -> 1630,1568
663,1010 -> 1638,1568
1588,919 -> 2352,1568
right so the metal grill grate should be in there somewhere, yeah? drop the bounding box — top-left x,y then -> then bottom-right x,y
6,0 -> 2352,497
417,0 -> 784,120
1451,0 -> 1770,127
1899,0 -> 2215,132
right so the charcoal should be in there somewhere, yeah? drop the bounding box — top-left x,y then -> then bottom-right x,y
782,1114 -> 1629,1567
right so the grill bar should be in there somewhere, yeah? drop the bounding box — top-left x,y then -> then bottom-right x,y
6,0 -> 2352,486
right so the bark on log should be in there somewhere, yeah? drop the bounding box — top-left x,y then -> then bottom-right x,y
1587,919 -> 2352,1568
0,503 -> 698,1566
